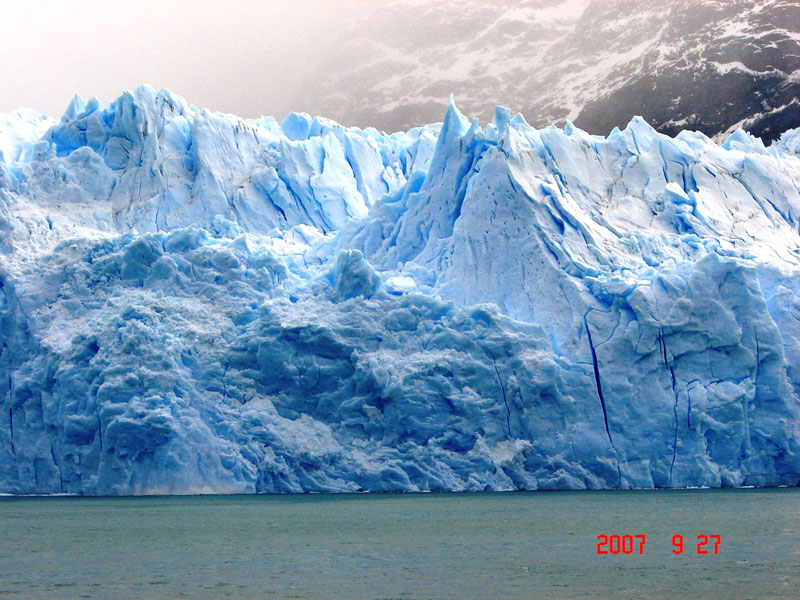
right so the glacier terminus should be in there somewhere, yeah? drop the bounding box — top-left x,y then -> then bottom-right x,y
1,86 -> 799,494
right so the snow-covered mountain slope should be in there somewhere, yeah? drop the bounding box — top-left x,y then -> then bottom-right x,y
297,0 -> 800,143
1,86 -> 799,494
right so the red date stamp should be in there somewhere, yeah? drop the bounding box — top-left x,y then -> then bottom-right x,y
596,534 -> 646,554
596,534 -> 721,555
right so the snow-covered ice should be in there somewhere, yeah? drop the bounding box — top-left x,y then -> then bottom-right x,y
1,86 -> 798,494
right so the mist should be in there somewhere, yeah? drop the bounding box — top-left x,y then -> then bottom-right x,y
0,0 -> 369,120
1,1 -> 795,142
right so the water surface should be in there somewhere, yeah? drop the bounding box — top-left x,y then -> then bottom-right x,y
1,489 -> 797,599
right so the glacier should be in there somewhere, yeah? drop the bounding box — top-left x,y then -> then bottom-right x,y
1,86 -> 799,494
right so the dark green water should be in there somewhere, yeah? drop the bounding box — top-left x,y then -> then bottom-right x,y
0,489 -> 797,599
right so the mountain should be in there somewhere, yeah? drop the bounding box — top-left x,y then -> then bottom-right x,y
0,87 -> 799,494
296,0 -> 800,142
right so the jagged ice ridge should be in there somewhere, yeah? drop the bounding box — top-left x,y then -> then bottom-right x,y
1,86 -> 799,494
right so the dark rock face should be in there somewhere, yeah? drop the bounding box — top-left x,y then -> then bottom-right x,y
298,0 -> 800,142
574,0 -> 800,143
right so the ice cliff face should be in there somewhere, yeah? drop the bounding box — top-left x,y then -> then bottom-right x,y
1,86 -> 799,494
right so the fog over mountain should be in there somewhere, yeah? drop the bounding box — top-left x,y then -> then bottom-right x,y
298,0 -> 800,142
2,1 -> 796,143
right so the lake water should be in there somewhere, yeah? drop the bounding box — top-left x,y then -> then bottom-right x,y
0,489 -> 797,599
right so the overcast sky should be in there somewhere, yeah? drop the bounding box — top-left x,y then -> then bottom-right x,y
0,0 -> 366,120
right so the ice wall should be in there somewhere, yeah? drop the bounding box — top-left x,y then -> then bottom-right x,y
1,87 -> 798,494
